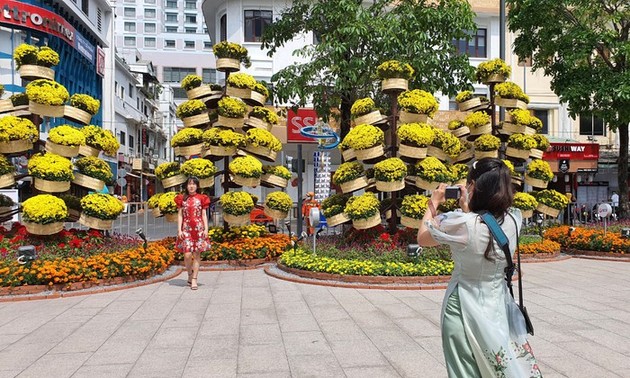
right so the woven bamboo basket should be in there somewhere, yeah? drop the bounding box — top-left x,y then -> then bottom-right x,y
23,221 -> 63,235
530,149 -> 544,159
78,144 -> 100,157
326,212 -> 350,227
226,86 -> 251,99
451,126 -> 471,138
261,173 -> 288,188
521,209 -> 533,219
355,145 -> 385,161
457,98 -> 482,112
0,173 -> 15,188
416,177 -> 440,191
2,105 -> 30,117
511,177 -> 523,186
483,73 -> 507,84
232,174 -> 260,187
496,97 -> 527,110
474,150 -> 499,160
216,115 -> 244,129
376,180 -> 405,192
244,145 -> 277,162
264,205 -> 288,220
216,58 -> 240,72
72,172 -> 105,191
399,111 -> 427,124
174,143 -> 204,157
381,78 -> 408,93
536,203 -> 560,218
354,111 -> 383,125
0,99 -> 13,113
187,85 -> 213,100
199,177 -> 214,188
245,117 -> 271,131
79,213 -> 113,230
249,91 -> 267,106
505,147 -> 531,161
183,113 -> 209,128
398,144 -> 427,159
18,65 -> 55,81
45,139 -> 80,158
456,149 -> 474,163
164,213 -> 178,223
341,148 -> 356,162
223,213 -> 250,225
405,175 -> 418,187
352,213 -> 382,230
401,215 -> 422,229
162,173 -> 188,188
470,123 -> 492,136
0,139 -> 33,154
29,101 -> 64,118
340,176 -> 369,193
524,175 -> 548,189
205,145 -> 237,157
151,207 -> 162,218
34,178 -> 70,193
63,105 -> 92,125
500,122 -> 535,135
427,146 -> 450,162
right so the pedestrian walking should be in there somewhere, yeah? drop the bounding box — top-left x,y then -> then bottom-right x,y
175,176 -> 210,290
417,158 -> 541,378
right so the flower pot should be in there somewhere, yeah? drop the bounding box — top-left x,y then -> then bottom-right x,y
216,115 -> 244,129
63,105 -> 92,125
524,175 -> 548,189
457,98 -> 482,112
354,110 -> 383,126
151,207 -> 162,218
0,173 -> 15,188
34,178 -> 70,193
427,146 -> 450,162
455,149 -> 474,163
401,215 -> 422,229
536,203 -> 560,218
0,99 -> 14,114
226,86 -> 251,99
244,145 -> 277,162
483,73 -> 506,84
530,149 -> 544,159
0,139 -> 33,154
341,148 -> 356,162
381,78 -> 408,93
45,139 -> 80,158
496,97 -> 527,110
187,85 -> 213,100
521,209 -> 533,219
79,213 -> 113,230
216,57 -> 241,72
204,145 -> 237,158
199,177 -> 214,188
18,65 -> 55,81
223,213 -> 249,225
261,173 -> 288,188
469,123 -> 492,136
23,221 -> 63,235
474,150 -> 499,160
174,143 -> 204,157
399,111 -> 428,124
264,205 -> 288,220
182,113 -> 210,128
78,144 -> 100,157
232,174 -> 260,187
249,91 -> 267,106
451,126 -> 470,138
29,101 -> 64,118
352,213 -> 381,230
415,177 -> 440,191
354,145 -> 385,161
398,144 -> 427,160
162,173 -> 188,188
339,176 -> 369,194
326,212 -> 350,227
376,180 -> 405,192
165,213 -> 178,223
505,147 -> 531,161
245,117 -> 272,131
500,122 -> 535,136
1,105 -> 30,118
72,172 -> 105,191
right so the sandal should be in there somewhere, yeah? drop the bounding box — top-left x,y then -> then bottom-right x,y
191,276 -> 198,290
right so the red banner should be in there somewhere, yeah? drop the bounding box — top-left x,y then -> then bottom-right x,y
286,108 -> 319,143
543,143 -> 599,160
0,0 -> 75,45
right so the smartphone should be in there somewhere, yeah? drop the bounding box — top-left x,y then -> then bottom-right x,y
445,186 -> 461,200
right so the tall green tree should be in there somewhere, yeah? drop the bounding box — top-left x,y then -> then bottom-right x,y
508,0 -> 630,216
261,0 -> 477,138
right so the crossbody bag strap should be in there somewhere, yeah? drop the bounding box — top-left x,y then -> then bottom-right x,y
507,213 -> 524,311
479,212 -> 515,298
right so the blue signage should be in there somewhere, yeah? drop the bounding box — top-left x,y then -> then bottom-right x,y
74,32 -> 95,64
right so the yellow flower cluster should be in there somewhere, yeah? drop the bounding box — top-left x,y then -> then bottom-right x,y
415,157 -> 453,183
265,192 -> 292,212
155,162 -> 181,180
400,194 -> 429,219
207,224 -> 268,242
474,134 -> 501,151
503,159 -> 516,176
508,109 -> 542,131
226,72 -> 257,89
532,134 -> 550,151
526,159 -> 554,181
249,106 -> 279,124
507,133 -> 537,150
36,46 -> 60,67
321,194 -> 351,218
344,192 -> 380,220
397,122 -> 434,147
25,79 -> 69,105
158,192 -> 178,214
81,125 -> 120,156
535,189 -> 569,210
48,125 -> 86,146
253,82 -> 269,97
448,120 -> 464,130
398,90 -> 439,117
218,97 -> 247,118
374,158 -> 407,182
28,153 -> 73,181
432,128 -> 462,158
22,194 -> 67,224
181,74 -> 202,90
220,191 -> 255,215
13,44 -> 38,68
476,58 -> 511,83
81,193 -> 124,220
495,82 -> 530,103
0,116 -> 38,142
450,163 -> 469,181
229,155 -> 263,178
0,155 -> 15,175
147,193 -> 163,209
345,124 -> 384,150
202,127 -> 246,147
455,90 -> 474,103
212,41 -> 251,67
69,94 -> 100,115
171,128 -> 203,147
246,128 -> 282,151
463,111 -> 491,129
350,98 -> 376,117
513,192 -> 538,210
180,158 -> 216,178
377,60 -> 415,80
263,165 -> 292,179
176,99 -> 207,118
75,156 -> 113,182
332,161 -> 365,185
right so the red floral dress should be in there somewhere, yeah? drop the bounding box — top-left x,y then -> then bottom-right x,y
175,193 -> 211,253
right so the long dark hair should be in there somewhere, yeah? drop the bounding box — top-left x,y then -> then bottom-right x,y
183,176 -> 200,201
467,158 -> 514,260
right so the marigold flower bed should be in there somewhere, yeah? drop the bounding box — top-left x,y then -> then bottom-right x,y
519,240 -> 561,259
545,226 -> 629,254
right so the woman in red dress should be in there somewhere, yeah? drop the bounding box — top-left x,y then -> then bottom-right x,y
175,177 -> 210,290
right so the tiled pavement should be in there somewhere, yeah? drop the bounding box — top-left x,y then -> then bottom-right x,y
0,258 -> 629,377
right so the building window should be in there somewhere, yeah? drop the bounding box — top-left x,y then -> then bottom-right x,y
120,131 -> 126,146
533,109 -> 549,135
203,27 -> 208,34
452,28 -> 487,58
163,67 -> 197,82
124,22 -> 136,32
203,41 -> 212,49
579,113 -> 606,136
244,10 -> 272,42
145,0 -> 155,3
97,7 -> 102,31
144,9 -> 156,18
185,1 -> 196,9
81,0 -> 89,15
220,14 -> 227,41
185,28 -> 196,34
129,135 -> 134,149
144,37 -> 156,48
129,83 -> 134,98
165,0 -> 177,8
121,86 -> 125,98
165,26 -> 178,33
165,40 -> 176,48
165,13 -> 177,22
123,7 -> 135,17
202,68 -> 216,83
185,14 -> 197,23
124,36 -> 136,47
184,41 -> 195,49
145,23 -> 156,33
173,87 -> 187,99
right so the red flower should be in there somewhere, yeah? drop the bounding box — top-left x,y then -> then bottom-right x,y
88,229 -> 103,238
379,233 -> 391,241
0,247 -> 7,256
69,238 -> 83,249
58,243 -> 66,248
59,229 -> 73,238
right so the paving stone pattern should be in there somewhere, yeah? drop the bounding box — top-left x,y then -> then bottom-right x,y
0,258 -> 629,377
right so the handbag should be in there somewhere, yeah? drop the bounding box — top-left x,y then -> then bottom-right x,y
480,212 -> 535,336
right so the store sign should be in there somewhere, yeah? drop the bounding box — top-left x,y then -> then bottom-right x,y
96,46 -> 106,77
1,0 -> 75,44
287,108 -> 318,143
543,143 -> 599,160
75,32 -> 94,63
559,159 -> 570,173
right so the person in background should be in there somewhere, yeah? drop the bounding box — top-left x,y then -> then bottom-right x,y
302,192 -> 319,236
611,191 -> 619,216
